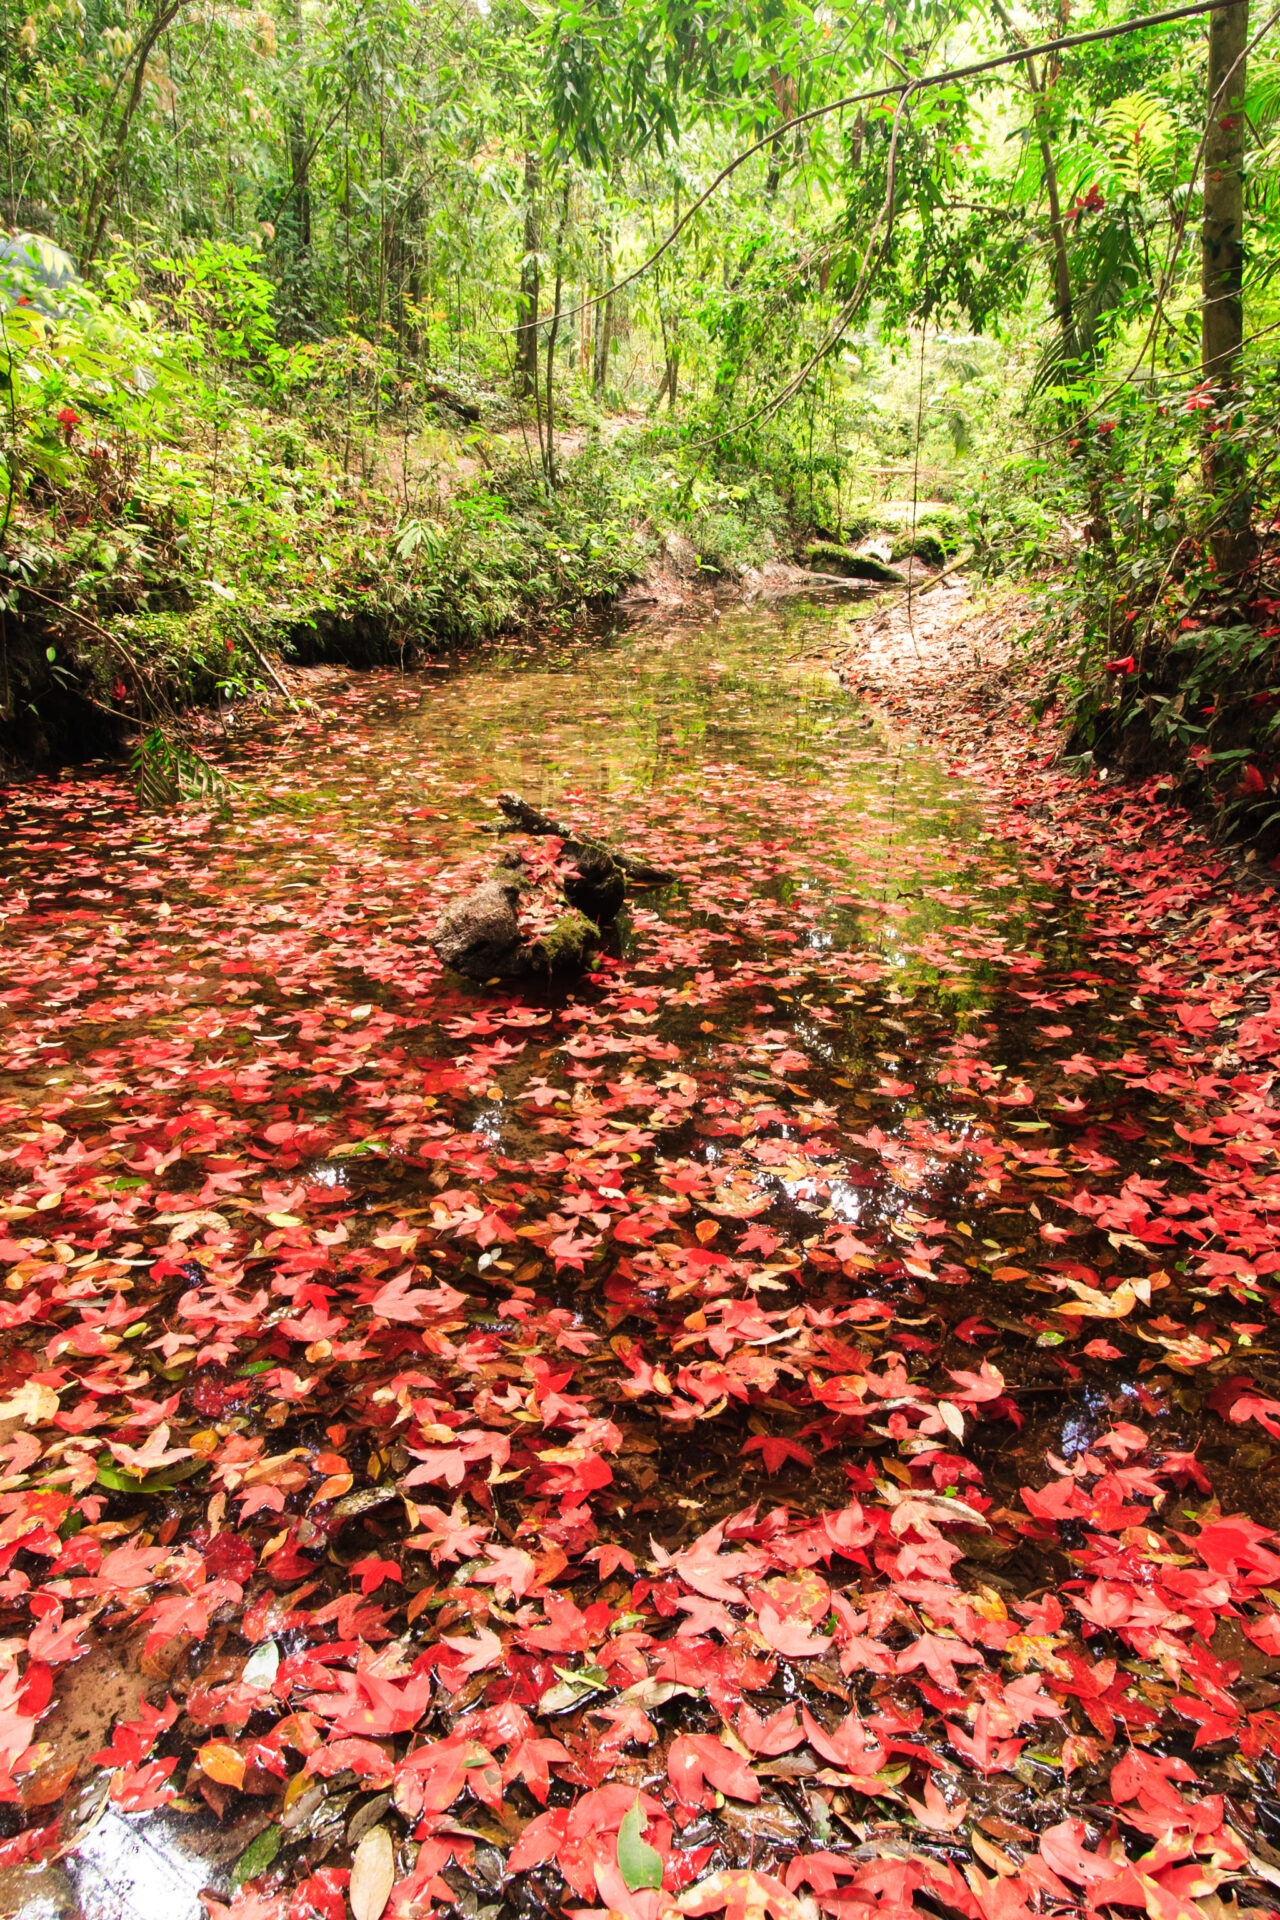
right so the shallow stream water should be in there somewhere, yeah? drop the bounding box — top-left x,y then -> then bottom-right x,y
0,600 -> 1266,1918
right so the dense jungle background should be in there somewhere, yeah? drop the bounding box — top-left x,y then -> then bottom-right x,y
4,0 -> 1280,845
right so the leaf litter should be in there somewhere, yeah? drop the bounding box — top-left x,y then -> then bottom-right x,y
0,602 -> 1279,1920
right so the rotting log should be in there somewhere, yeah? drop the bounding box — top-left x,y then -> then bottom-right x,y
429,858 -> 529,980
493,791 -> 677,891
527,910 -> 600,973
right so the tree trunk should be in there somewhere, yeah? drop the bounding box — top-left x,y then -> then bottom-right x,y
81,0 -> 191,268
289,109 -> 312,252
543,180 -> 570,488
514,146 -> 540,397
279,92 -> 313,335
593,284 -> 613,394
1202,0 -> 1255,575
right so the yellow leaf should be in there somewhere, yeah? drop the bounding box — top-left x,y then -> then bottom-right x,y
0,1383 -> 59,1424
198,1740 -> 245,1789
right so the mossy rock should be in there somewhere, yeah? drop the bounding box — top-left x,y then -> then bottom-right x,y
802,541 -> 905,584
528,910 -> 600,972
889,531 -> 949,567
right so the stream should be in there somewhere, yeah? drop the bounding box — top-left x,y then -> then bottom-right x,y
0,600 -> 1271,1920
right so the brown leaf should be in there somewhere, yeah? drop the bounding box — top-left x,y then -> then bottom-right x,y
20,1760 -> 77,1809
350,1823 -> 396,1920
971,1831 -> 1017,1877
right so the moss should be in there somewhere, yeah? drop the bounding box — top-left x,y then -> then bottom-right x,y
528,911 -> 600,972
802,541 -> 905,583
889,531 -> 949,567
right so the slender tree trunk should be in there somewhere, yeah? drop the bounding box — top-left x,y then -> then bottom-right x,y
1036,102 -> 1074,350
289,109 -> 312,248
81,0 -> 190,268
282,99 -> 312,333
543,180 -> 570,488
764,133 -> 783,201
593,282 -> 613,394
1202,0 -> 1255,574
544,264 -> 563,486
515,146 -> 540,397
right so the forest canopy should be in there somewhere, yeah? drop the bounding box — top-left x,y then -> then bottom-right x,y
3,0 -> 1279,823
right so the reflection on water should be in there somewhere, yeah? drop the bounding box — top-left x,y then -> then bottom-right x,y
0,1805 -> 240,1920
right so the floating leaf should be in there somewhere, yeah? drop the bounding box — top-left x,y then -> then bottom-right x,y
242,1640 -> 280,1687
197,1741 -> 245,1789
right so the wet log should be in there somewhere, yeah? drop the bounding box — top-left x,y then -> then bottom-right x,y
563,842 -> 626,923
494,791 -> 677,894
527,910 -> 600,973
422,381 -> 481,422
429,861 -> 528,980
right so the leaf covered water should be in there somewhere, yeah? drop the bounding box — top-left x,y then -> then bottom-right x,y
1,605 -> 1280,1919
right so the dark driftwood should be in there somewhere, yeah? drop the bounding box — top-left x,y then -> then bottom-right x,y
495,792 -> 677,887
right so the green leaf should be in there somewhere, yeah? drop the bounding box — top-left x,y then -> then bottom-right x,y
617,1798 -> 662,1892
553,1662 -> 609,1690
231,1822 -> 280,1890
95,1454 -> 206,1494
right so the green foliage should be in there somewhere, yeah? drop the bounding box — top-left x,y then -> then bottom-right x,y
4,0 -> 1280,849
131,727 -> 233,815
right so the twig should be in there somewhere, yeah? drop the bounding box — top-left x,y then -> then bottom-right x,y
237,623 -> 299,708
860,548 -> 977,625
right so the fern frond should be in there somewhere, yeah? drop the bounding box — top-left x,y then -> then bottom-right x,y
131,728 -> 233,817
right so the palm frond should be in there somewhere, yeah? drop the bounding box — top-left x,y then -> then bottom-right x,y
1029,228 -> 1142,396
